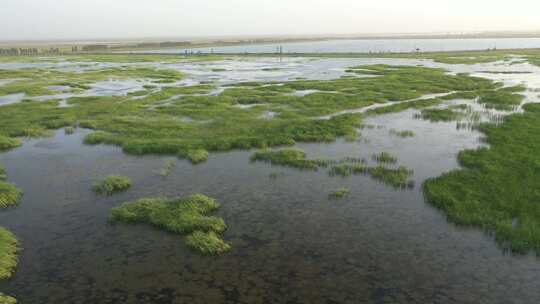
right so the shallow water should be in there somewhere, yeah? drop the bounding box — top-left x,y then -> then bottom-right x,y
1,57 -> 540,303
132,37 -> 540,54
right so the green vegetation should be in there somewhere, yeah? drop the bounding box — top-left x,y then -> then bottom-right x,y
158,159 -> 176,177
0,136 -> 21,152
251,149 -> 326,170
0,294 -> 16,304
0,227 -> 18,280
389,129 -> 415,138
93,175 -> 132,195
185,231 -> 231,255
110,194 -> 230,255
182,149 -> 209,164
477,87 -> 526,111
0,64 -> 498,161
0,166 -> 22,209
373,152 -> 397,164
253,149 -> 414,189
64,126 -> 75,135
368,166 -> 415,189
366,98 -> 444,115
329,187 -> 351,199
424,103 -> 540,254
416,108 -> 463,122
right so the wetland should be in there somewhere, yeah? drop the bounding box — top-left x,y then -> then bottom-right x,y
1,49 -> 540,303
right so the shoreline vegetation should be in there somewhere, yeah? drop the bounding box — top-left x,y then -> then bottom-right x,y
0,166 -> 21,303
424,103 -> 540,255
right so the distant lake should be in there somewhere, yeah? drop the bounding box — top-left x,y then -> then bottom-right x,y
131,38 -> 540,54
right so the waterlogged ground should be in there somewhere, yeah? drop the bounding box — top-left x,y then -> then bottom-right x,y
1,55 -> 540,303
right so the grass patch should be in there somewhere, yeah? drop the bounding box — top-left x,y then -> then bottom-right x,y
185,231 -> 231,255
64,126 -> 75,135
416,108 -> 463,122
0,64 -> 496,159
110,194 -> 230,255
0,166 -> 22,209
368,166 -> 415,189
0,227 -> 18,280
182,149 -> 209,164
0,294 -> 16,304
0,137 -> 21,152
158,159 -> 176,177
251,149 -> 326,170
93,175 -> 132,195
373,152 -> 398,164
329,187 -> 351,199
424,103 -> 540,254
389,129 -> 415,138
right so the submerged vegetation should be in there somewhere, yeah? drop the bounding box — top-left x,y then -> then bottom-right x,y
329,187 -> 351,199
389,129 -> 415,138
424,103 -> 540,254
110,194 -> 230,255
252,149 -> 414,189
416,108 -> 463,122
158,159 -> 176,177
93,175 -> 132,195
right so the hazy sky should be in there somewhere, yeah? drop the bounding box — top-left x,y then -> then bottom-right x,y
2,0 -> 540,41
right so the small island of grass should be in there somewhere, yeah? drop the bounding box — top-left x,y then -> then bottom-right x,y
109,194 -> 230,255
93,175 -> 132,195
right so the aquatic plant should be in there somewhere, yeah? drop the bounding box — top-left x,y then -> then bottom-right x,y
182,149 -> 209,164
478,89 -> 525,111
368,166 -> 415,189
0,293 -> 16,304
416,108 -> 463,122
0,167 -> 22,209
64,126 -> 75,135
110,194 -> 230,255
251,149 -> 325,170
389,129 -> 415,138
185,231 -> 231,255
0,227 -> 18,280
329,187 -> 351,199
372,152 -> 398,164
93,175 -> 132,195
0,136 -> 22,152
158,159 -> 176,177
424,103 -> 540,254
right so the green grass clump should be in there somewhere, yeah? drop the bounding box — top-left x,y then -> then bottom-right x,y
0,227 -> 18,280
251,149 -> 324,170
110,194 -> 230,255
389,129 -> 415,138
424,103 -> 540,254
478,90 -> 525,111
366,98 -> 444,115
328,163 -> 368,177
329,187 -> 351,199
373,152 -> 398,164
64,126 -> 75,135
93,175 -> 132,195
158,159 -> 176,177
0,137 -> 21,152
416,108 -> 463,122
368,166 -> 415,189
184,231 -> 231,255
182,149 -> 209,164
0,167 -> 22,209
0,294 -> 16,304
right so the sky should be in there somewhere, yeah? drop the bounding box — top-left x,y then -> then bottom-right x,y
2,0 -> 540,41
